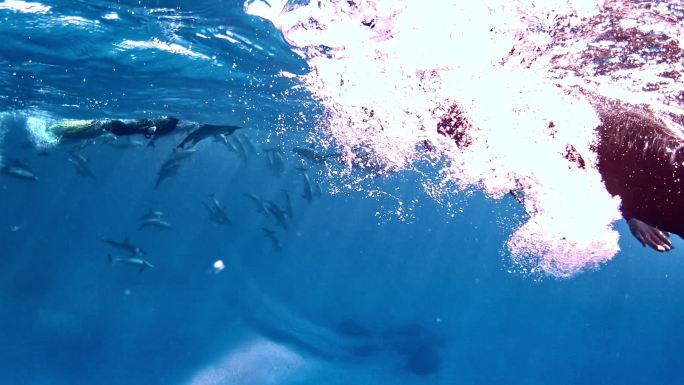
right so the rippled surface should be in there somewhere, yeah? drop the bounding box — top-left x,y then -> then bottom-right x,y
0,0 -> 308,123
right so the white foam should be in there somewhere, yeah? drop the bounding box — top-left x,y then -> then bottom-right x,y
247,0 -> 683,277
59,15 -> 100,28
26,116 -> 60,146
0,0 -> 50,14
103,12 -> 119,20
117,38 -> 210,60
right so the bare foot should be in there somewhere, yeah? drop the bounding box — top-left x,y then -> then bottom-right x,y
627,218 -> 672,252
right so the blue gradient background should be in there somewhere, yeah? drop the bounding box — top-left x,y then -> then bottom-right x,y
1,1 -> 683,384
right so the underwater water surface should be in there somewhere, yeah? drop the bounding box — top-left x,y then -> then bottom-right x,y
1,0 -> 684,384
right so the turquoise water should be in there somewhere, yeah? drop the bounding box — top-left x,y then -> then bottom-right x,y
1,1 -> 684,384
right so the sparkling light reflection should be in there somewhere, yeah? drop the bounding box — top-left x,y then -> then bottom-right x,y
246,0 -> 684,277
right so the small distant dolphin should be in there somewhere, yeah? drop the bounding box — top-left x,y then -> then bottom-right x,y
153,147 -> 197,189
203,194 -> 232,226
300,169 -> 314,203
262,227 -> 282,251
244,193 -> 270,215
177,124 -> 241,149
0,156 -> 39,182
235,133 -> 257,155
108,254 -> 154,272
166,147 -> 197,163
293,147 -> 326,163
67,151 -> 95,178
139,210 -> 163,221
138,217 -> 172,231
281,189 -> 293,220
265,148 -> 286,176
154,161 -> 181,189
299,168 -> 322,202
264,200 -> 289,229
292,147 -> 339,164
103,237 -> 145,256
229,134 -> 249,160
101,133 -> 145,149
215,133 -> 248,160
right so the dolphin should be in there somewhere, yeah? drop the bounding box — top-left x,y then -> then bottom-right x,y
292,147 -> 340,164
213,133 -> 229,145
153,147 -> 197,189
138,217 -> 172,231
166,147 -> 197,163
215,133 -> 248,161
281,189 -> 293,220
244,193 -> 270,215
235,132 -> 257,155
2,165 -> 39,181
230,134 -> 249,160
265,149 -> 286,176
0,156 -> 39,182
139,210 -> 164,221
177,124 -> 241,149
70,138 -> 95,151
67,151 -> 95,178
154,161 -> 181,189
101,134 -> 145,149
103,237 -> 145,256
262,227 -> 282,251
293,147 -> 326,163
203,194 -> 232,225
108,254 -> 154,272
300,169 -> 314,203
264,200 -> 289,229
313,178 -> 323,197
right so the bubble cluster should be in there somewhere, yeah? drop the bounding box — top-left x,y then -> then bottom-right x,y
247,0 -> 683,277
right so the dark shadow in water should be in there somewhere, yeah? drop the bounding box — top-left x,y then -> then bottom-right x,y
381,322 -> 445,375
332,319 -> 445,375
335,318 -> 373,339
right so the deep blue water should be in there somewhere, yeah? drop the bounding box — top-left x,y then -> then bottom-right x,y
2,1 -> 684,384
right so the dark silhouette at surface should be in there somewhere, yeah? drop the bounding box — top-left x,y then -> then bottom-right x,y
103,117 -> 180,138
435,102 -> 683,253
593,106 -> 682,252
49,117 -> 181,141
